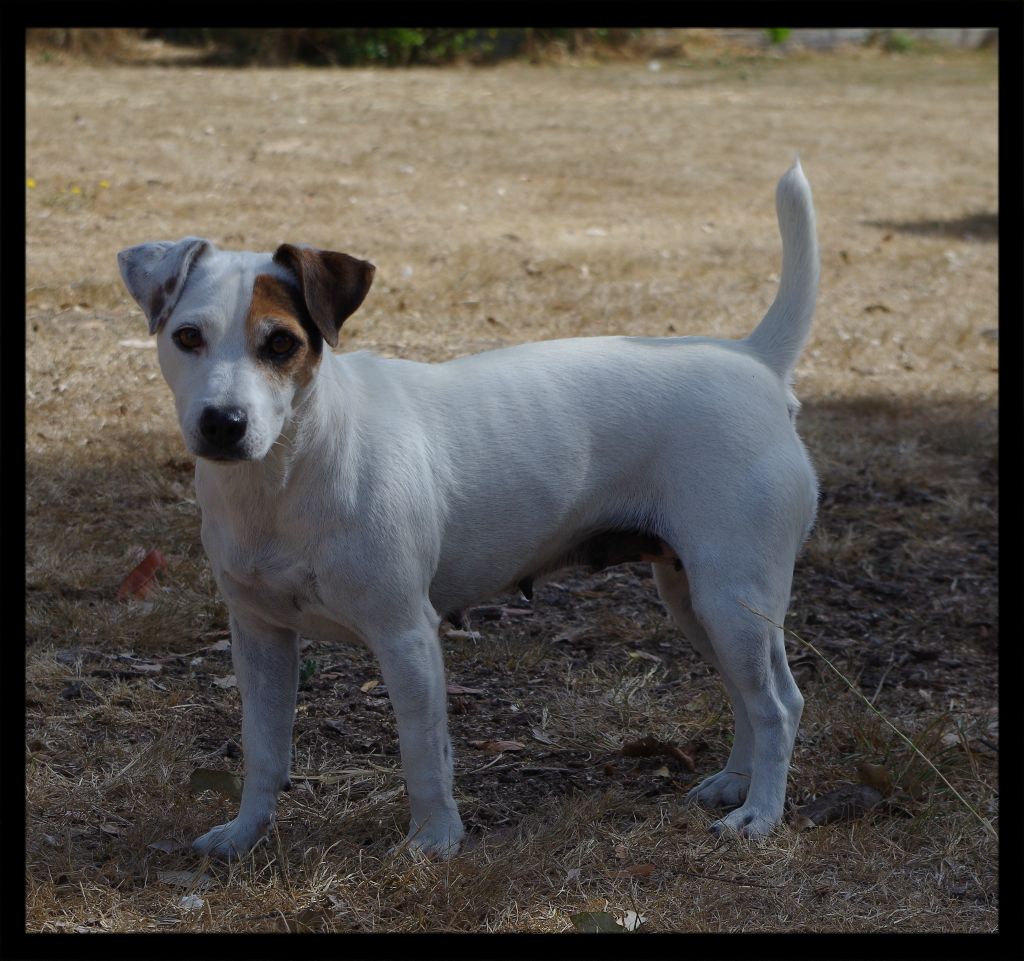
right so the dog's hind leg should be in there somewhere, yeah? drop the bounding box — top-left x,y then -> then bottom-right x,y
653,564 -> 754,809
682,559 -> 804,839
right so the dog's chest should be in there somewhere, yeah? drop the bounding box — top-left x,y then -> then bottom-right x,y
199,497 -> 345,637
216,541 -> 319,618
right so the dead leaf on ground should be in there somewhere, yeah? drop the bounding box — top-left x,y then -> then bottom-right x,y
792,783 -> 884,830
570,909 -> 645,932
570,911 -> 624,933
116,548 -> 168,601
157,869 -> 213,890
855,760 -> 893,795
530,726 -> 558,745
626,649 -> 662,663
212,674 -> 237,689
447,682 -> 485,695
468,739 -> 524,753
620,734 -> 696,771
609,863 -> 657,879
360,679 -> 380,693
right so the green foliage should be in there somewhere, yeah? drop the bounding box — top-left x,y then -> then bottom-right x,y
149,28 -> 639,66
766,28 -> 792,45
883,31 -> 915,53
299,657 -> 317,689
866,29 -> 917,53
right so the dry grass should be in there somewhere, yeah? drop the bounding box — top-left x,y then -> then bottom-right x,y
25,39 -> 998,934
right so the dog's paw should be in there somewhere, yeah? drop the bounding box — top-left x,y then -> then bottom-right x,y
192,815 -> 271,860
686,769 -> 751,809
708,804 -> 780,840
398,817 -> 465,861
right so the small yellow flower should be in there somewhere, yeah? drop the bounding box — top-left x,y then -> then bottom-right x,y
70,186 -> 81,195
26,178 -> 36,189
99,180 -> 110,189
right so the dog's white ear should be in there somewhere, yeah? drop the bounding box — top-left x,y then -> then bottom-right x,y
273,244 -> 375,348
117,237 -> 211,334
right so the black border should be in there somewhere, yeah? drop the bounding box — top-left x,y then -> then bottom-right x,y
9,3 -> 1022,959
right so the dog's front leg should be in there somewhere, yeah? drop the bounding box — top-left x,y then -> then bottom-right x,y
367,620 -> 465,858
193,612 -> 299,859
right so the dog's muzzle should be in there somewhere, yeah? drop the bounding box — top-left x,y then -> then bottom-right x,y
197,406 -> 249,460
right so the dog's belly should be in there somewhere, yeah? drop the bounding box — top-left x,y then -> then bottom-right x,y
429,525 -> 679,617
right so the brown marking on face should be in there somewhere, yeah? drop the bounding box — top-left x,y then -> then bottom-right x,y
245,273 -> 322,389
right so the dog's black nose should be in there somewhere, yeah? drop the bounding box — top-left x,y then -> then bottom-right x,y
199,406 -> 248,450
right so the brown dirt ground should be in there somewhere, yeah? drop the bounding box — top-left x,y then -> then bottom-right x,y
25,38 -> 998,934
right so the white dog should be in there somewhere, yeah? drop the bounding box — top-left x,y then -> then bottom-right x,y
117,161 -> 819,859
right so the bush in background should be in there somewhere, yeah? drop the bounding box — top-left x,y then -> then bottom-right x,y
143,28 -> 637,66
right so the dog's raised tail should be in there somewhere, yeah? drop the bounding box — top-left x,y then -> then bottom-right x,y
744,159 -> 820,382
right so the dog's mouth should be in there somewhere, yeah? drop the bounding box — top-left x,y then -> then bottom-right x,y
195,448 -> 253,464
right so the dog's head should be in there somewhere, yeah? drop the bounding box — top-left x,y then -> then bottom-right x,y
117,238 -> 374,462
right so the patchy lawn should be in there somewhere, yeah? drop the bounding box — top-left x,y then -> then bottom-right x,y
25,40 -> 997,933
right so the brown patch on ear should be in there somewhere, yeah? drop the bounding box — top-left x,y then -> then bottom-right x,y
149,288 -> 166,324
246,274 -> 322,389
273,243 -> 375,348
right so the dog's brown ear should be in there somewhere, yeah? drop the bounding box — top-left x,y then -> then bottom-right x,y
273,244 -> 375,348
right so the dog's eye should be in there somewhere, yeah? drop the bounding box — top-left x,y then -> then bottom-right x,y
173,326 -> 203,351
266,331 -> 298,358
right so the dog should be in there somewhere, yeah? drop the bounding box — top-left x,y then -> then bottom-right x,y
117,160 -> 819,860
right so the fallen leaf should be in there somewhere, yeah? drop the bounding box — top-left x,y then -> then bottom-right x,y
610,863 -> 656,879
116,549 -> 168,601
627,649 -> 662,663
468,739 -> 524,753
212,674 -> 237,689
179,894 -> 205,911
793,783 -> 884,828
855,761 -> 893,795
447,682 -> 485,695
158,869 -> 213,890
188,768 -> 243,800
620,735 -> 696,771
444,629 -> 482,641
792,813 -> 816,832
530,726 -> 558,745
147,838 -> 181,854
619,910 -> 645,931
360,679 -> 380,693
205,638 -> 231,652
570,911 -> 624,933
99,823 -> 123,836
